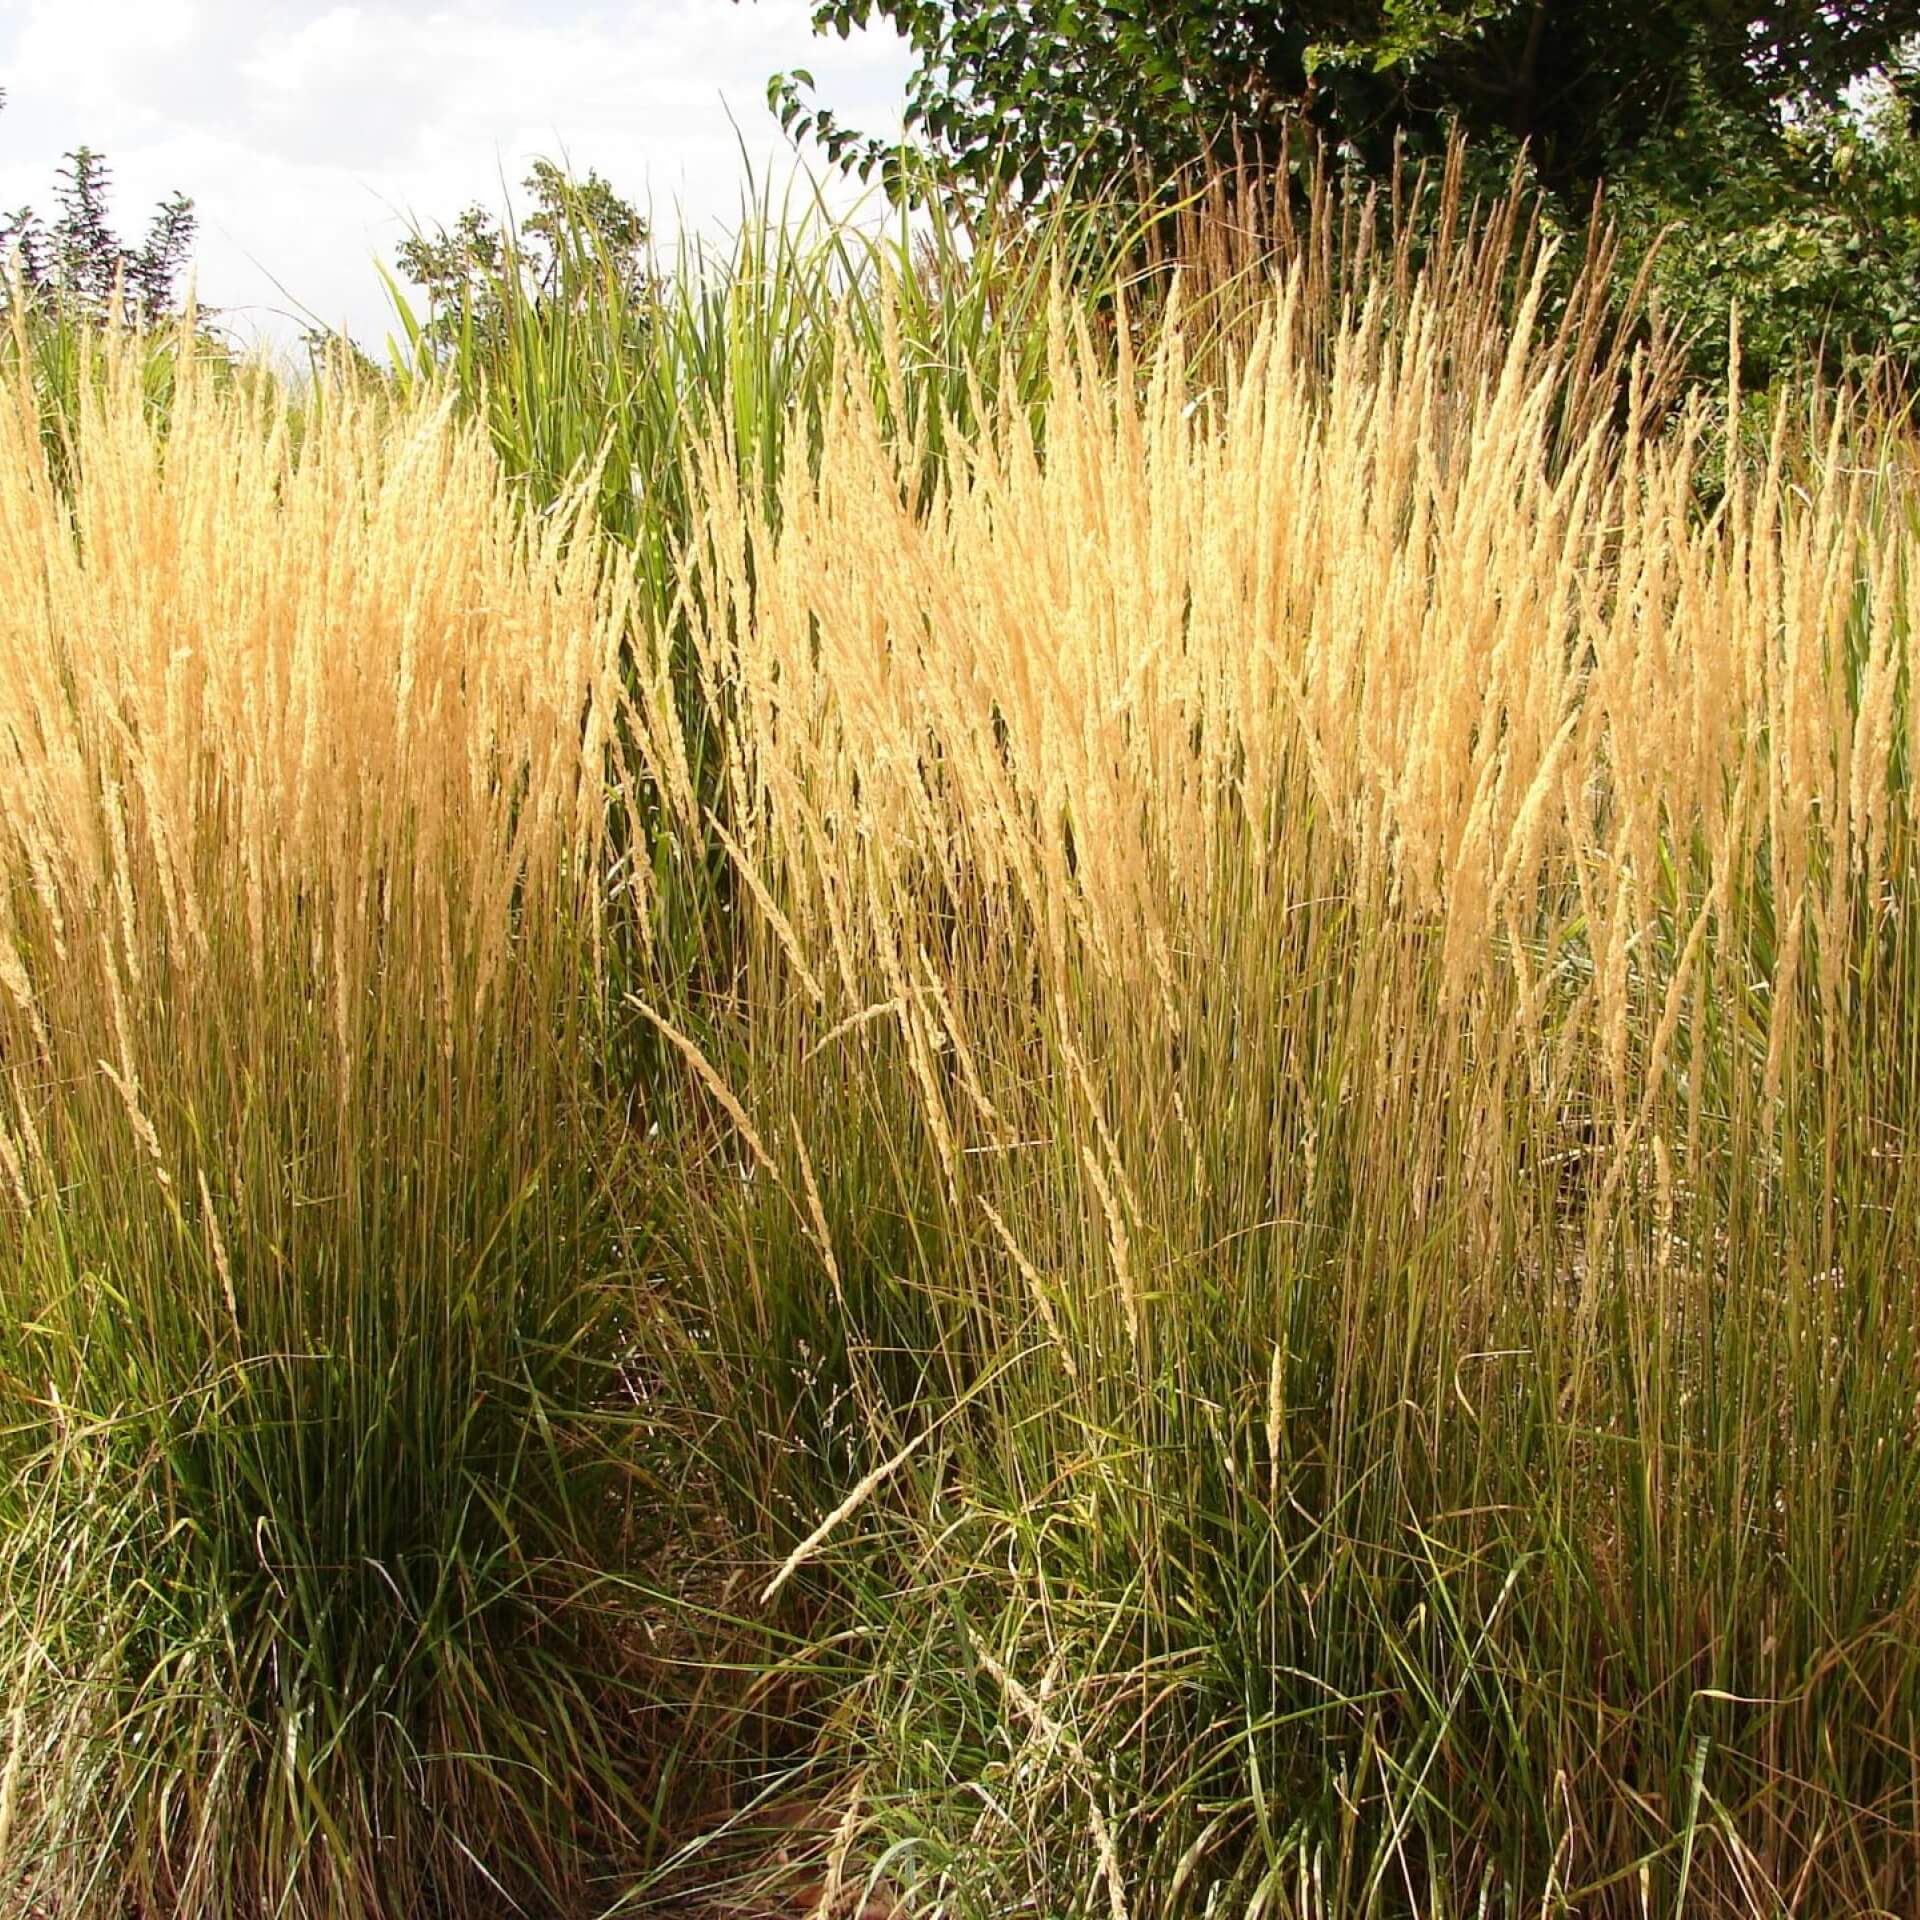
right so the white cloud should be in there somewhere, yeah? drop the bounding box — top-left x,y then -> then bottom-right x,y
0,0 -> 913,354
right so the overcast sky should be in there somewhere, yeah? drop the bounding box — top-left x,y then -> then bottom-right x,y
0,1 -> 915,355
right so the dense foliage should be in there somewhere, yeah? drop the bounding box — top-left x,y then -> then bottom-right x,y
773,2 -> 1920,380
777,1 -> 1912,189
1610,55 -> 1920,381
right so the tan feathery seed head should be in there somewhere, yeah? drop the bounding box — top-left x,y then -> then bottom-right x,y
0,319 -> 636,1192
657,221 -> 1918,1316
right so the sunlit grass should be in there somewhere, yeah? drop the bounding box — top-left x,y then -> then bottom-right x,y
0,312 -> 668,1916
627,234 -> 1920,1916
3,159 -> 1919,1919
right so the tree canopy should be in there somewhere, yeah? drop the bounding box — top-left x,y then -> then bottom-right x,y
773,1 -> 1919,201
770,3 -> 1920,380
393,161 -> 649,355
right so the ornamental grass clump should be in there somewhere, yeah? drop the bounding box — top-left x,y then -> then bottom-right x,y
0,318 -> 655,1917
639,249 -> 1920,1915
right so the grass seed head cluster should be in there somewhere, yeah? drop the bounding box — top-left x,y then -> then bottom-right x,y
0,315 -> 655,1916
645,227 -> 1920,1914
5,160 -> 1920,1918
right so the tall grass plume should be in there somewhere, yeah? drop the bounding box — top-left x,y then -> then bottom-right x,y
0,316 -> 657,1917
